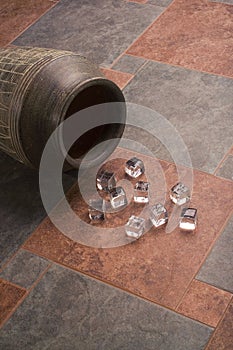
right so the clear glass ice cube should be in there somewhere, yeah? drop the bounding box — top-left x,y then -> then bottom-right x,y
96,170 -> 116,192
125,157 -> 145,178
179,207 -> 197,231
134,181 -> 149,203
125,215 -> 145,239
110,186 -> 127,209
150,203 -> 168,227
170,182 -> 190,205
88,198 -> 106,222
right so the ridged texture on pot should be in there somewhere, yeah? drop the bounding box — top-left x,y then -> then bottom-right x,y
0,46 -> 125,169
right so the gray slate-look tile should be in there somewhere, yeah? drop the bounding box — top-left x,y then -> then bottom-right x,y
0,264 -> 213,350
13,0 -> 163,67
0,250 -> 49,289
210,0 -> 233,4
197,215 -> 233,294
148,0 -> 174,7
123,61 -> 233,173
216,155 -> 233,181
112,54 -> 146,74
0,151 -> 76,268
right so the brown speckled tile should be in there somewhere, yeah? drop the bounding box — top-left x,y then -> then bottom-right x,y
205,299 -> 233,350
177,280 -> 232,327
23,149 -> 233,309
0,279 -> 26,327
23,218 -> 74,264
100,68 -> 133,89
230,146 -> 233,155
0,0 -> 57,47
127,0 -> 233,77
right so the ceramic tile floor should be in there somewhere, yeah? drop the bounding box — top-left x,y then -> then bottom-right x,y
0,0 -> 233,349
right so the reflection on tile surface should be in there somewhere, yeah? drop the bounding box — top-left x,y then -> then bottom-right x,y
100,68 -> 133,89
123,61 -> 233,173
216,155 -> 233,181
0,264 -> 213,350
13,0 -> 163,66
0,279 -> 26,326
206,300 -> 233,350
23,149 -> 233,309
177,280 -> 232,327
127,0 -> 233,78
112,54 -> 146,74
197,215 -> 233,293
0,0 -> 56,47
0,250 -> 49,289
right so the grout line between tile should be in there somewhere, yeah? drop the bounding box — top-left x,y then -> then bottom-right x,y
27,262 -> 52,294
174,207 -> 233,312
0,278 -> 27,293
117,146 -> 233,183
125,52 -> 233,80
6,1 -> 59,48
109,1 -> 175,69
0,263 -> 52,329
213,146 -> 232,175
0,280 -> 27,329
0,248 -> 23,274
50,260 -> 215,329
203,295 -> 233,350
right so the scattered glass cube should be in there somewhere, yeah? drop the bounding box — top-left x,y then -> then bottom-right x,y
125,157 -> 145,178
150,203 -> 168,228
96,170 -> 116,192
170,182 -> 190,205
179,207 -> 197,231
125,215 -> 145,239
134,181 -> 149,203
88,198 -> 106,222
109,186 -> 127,209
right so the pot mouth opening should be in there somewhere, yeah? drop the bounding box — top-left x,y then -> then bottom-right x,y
62,79 -> 126,169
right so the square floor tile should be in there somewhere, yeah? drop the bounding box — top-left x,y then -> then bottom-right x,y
0,250 -> 49,289
177,280 -> 232,327
13,0 -> 163,67
23,148 -> 233,310
123,61 -> 233,173
0,264 -> 213,350
197,215 -> 233,294
0,279 -> 26,327
127,0 -> 233,78
206,300 -> 233,350
0,0 -> 56,47
216,155 -> 233,181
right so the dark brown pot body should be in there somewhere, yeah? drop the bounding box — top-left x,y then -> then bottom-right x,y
0,46 -> 126,169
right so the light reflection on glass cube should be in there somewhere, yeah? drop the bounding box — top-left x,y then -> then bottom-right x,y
110,186 -> 127,209
170,182 -> 190,205
96,170 -> 116,192
88,198 -> 106,222
179,208 -> 197,231
150,203 -> 168,228
125,215 -> 145,239
125,157 -> 145,178
134,181 -> 149,203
